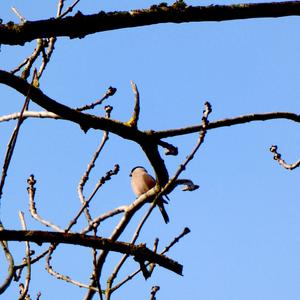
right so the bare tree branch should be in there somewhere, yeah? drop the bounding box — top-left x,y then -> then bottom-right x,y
0,70 -> 36,199
111,227 -> 190,293
27,174 -> 64,232
0,111 -> 60,122
18,212 -> 31,300
0,223 -> 15,295
0,230 -> 183,275
1,1 -> 300,46
270,145 -> 300,170
153,111 -> 300,139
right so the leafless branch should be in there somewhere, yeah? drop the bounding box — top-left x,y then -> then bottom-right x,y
27,174 -> 64,232
111,227 -> 190,293
58,0 -> 81,19
85,102 -> 209,298
91,231 -> 103,300
11,58 -> 30,75
0,230 -> 182,275
0,223 -> 15,295
125,81 -> 140,128
0,70 -> 36,199
14,249 -> 49,271
45,243 -> 97,290
11,7 -> 27,23
0,111 -> 60,123
81,205 -> 127,234
150,285 -> 160,300
76,106 -> 115,225
270,145 -> 300,170
84,187 -> 179,299
76,87 -> 117,112
2,69 -> 300,137
21,39 -> 45,80
106,203 -> 162,298
18,212 -> 31,300
71,164 -> 119,231
56,0 -> 66,17
2,1 -> 300,46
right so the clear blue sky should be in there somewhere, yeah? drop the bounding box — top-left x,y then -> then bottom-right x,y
0,1 -> 300,299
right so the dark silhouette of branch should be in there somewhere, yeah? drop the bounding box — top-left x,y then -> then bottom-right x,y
0,70 -> 171,186
76,86 -> 116,112
0,230 -> 183,275
110,227 -> 190,293
152,112 -> 300,139
1,1 -> 300,46
2,69 -> 300,189
0,69 -> 132,135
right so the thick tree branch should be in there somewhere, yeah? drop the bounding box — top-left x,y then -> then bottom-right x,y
2,69 -> 300,187
0,230 -> 183,275
0,69 -> 139,137
1,1 -> 300,46
0,70 -> 170,186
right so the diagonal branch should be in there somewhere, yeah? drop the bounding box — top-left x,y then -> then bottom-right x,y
0,70 -> 170,186
0,69 -> 138,136
1,1 -> 300,45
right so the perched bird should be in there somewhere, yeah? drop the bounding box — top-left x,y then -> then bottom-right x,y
129,166 -> 169,223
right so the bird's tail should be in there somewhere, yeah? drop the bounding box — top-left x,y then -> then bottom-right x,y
158,200 -> 169,224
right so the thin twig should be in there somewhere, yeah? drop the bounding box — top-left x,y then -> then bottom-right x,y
125,81 -> 140,128
150,286 -> 160,300
76,87 -> 117,112
21,39 -> 45,80
160,227 -> 191,255
58,0 -> 81,19
91,230 -> 103,300
0,70 -> 36,199
11,6 -> 27,23
45,244 -> 98,291
27,174 -> 63,232
270,145 -> 300,170
37,0 -> 69,78
148,238 -> 159,274
71,164 -> 120,231
18,212 -> 31,300
0,222 -> 15,295
11,58 -> 30,75
56,0 -> 66,17
37,37 -> 56,78
14,248 -> 50,273
160,101 -> 212,198
77,106 -> 114,223
0,111 -> 60,123
81,205 -> 127,234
